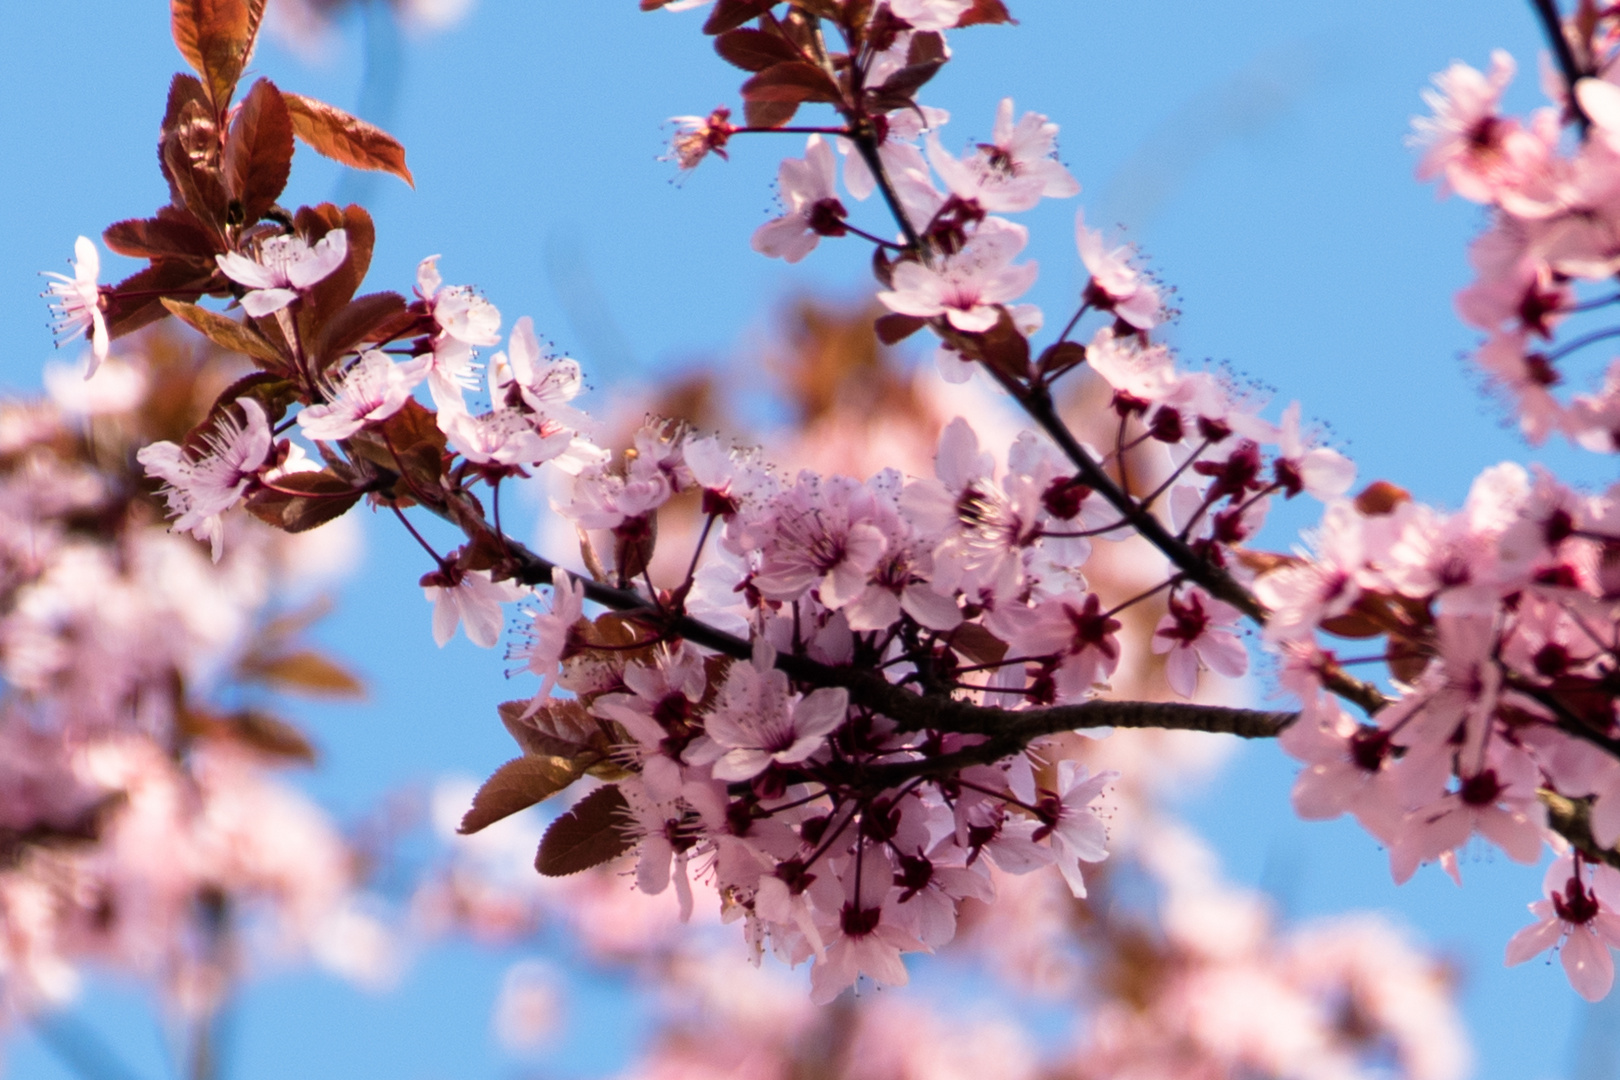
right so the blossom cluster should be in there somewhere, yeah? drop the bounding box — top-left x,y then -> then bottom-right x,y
0,337 -> 387,1031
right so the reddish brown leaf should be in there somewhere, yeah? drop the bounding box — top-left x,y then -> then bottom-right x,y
211,370 -> 298,426
741,61 -> 844,106
1036,340 -> 1087,378
974,309 -> 1031,381
950,622 -> 1008,667
293,203 -> 375,337
283,93 -> 414,187
906,30 -> 948,65
224,79 -> 294,227
874,313 -> 926,344
162,126 -> 230,234
703,0 -> 775,34
875,59 -> 945,99
535,785 -> 635,876
744,96 -> 802,129
245,469 -> 366,533
788,0 -> 841,18
714,27 -> 804,71
955,0 -> 1015,27
162,298 -> 286,366
229,709 -> 317,763
1353,481 -> 1411,517
171,0 -> 261,108
242,650 -> 364,698
460,755 -> 586,835
103,214 -> 217,261
499,699 -> 599,759
313,292 -> 410,369
103,262 -> 222,340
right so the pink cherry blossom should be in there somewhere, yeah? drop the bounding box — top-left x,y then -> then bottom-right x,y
876,217 -> 1037,332
688,639 -> 848,781
137,397 -> 273,561
752,136 -> 846,264
1152,588 -> 1248,698
298,350 -> 432,441
508,567 -> 586,703
216,229 -> 348,318
1075,210 -> 1162,330
927,99 -> 1080,213
421,567 -> 526,648
42,236 -> 109,371
1506,854 -> 1620,1001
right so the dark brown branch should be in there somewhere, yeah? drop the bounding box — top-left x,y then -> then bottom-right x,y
1531,0 -> 1592,135
1542,789 -> 1620,869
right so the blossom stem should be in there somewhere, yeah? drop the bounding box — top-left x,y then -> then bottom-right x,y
839,223 -> 907,250
389,504 -> 449,571
1547,324 -> 1620,363
1056,300 -> 1091,345
849,127 -> 923,252
1102,576 -> 1181,620
733,125 -> 852,135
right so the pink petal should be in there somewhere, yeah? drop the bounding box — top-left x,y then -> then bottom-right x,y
1563,926 -> 1616,1001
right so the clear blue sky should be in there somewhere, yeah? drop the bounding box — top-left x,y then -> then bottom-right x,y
2,2 -> 1613,1077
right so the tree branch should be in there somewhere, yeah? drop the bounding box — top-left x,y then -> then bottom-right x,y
1530,0 -> 1592,135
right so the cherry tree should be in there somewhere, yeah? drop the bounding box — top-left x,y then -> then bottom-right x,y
11,0 -> 1620,1074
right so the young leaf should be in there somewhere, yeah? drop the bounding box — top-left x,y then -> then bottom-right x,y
223,79 -> 294,227
294,203 -> 375,336
245,470 -> 367,533
460,755 -> 587,835
282,93 -> 414,187
703,0 -> 775,35
955,0 -> 1015,27
714,27 -> 804,72
313,292 -> 411,370
162,298 -> 286,367
102,262 -> 222,340
874,313 -> 927,345
498,699 -> 601,759
241,650 -> 365,698
171,0 -> 260,109
535,784 -> 635,876
104,213 -> 217,262
741,62 -> 844,106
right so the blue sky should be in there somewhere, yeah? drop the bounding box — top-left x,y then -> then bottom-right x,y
3,2 -> 1616,1077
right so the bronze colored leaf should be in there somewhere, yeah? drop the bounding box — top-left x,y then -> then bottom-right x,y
498,699 -> 600,759
956,0 -> 1015,26
104,213 -> 217,261
224,708 -> 318,763
535,785 -> 635,876
242,650 -> 364,698
741,61 -> 843,107
874,313 -> 926,345
103,262 -> 221,340
224,79 -> 294,227
162,298 -> 286,367
211,370 -> 298,427
283,93 -> 414,187
313,291 -> 410,370
703,0 -> 775,35
244,470 -> 365,532
162,124 -> 230,235
171,0 -> 261,109
293,203 -> 375,337
460,755 -> 587,835
950,622 -> 1009,667
1353,481 -> 1411,517
714,27 -> 804,72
